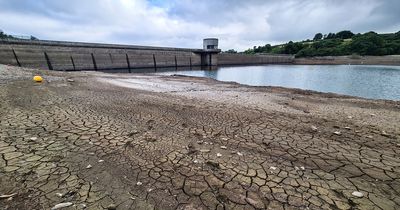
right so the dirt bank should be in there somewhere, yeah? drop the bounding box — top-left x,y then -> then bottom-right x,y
294,55 -> 400,66
0,64 -> 399,210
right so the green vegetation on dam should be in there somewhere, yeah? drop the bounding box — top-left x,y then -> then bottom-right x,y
244,30 -> 400,57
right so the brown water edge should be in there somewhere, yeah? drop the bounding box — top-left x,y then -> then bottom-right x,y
0,64 -> 399,210
294,55 -> 400,66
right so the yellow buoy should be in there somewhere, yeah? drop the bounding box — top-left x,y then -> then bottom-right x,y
33,76 -> 43,83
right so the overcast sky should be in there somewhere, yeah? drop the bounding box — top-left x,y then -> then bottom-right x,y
0,0 -> 399,51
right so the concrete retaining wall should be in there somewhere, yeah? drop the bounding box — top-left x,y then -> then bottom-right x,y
218,53 -> 294,65
0,39 -> 202,71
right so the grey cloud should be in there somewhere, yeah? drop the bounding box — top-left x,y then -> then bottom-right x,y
0,0 -> 398,51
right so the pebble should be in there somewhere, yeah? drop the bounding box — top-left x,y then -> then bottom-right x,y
51,202 -> 73,210
107,204 -> 117,210
216,153 -> 222,157
352,191 -> 364,198
136,182 -> 142,186
86,164 -> 92,169
333,131 -> 341,135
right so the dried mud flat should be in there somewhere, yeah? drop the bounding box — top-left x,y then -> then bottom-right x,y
0,64 -> 399,210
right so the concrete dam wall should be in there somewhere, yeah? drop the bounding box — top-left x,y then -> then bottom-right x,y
218,53 -> 294,65
0,39 -> 203,71
0,39 -> 294,71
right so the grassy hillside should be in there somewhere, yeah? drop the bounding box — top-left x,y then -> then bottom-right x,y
244,31 -> 400,57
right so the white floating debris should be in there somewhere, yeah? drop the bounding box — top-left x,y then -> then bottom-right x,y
89,142 -> 94,145
333,131 -> 341,135
216,153 -> 222,157
270,166 -> 277,170
98,160 -> 104,163
237,152 -> 243,156
55,193 -> 63,197
220,146 -> 227,149
67,79 -> 74,82
352,191 -> 364,198
147,188 -> 153,192
200,149 -> 211,153
295,166 -> 299,170
51,202 -> 73,210
136,182 -> 142,186
347,116 -> 353,119
193,160 -> 199,163
86,164 -> 92,169
311,126 -> 318,131
300,166 -> 305,170
370,114 -> 376,117
30,137 -> 38,141
344,127 -> 351,130
221,138 -> 228,141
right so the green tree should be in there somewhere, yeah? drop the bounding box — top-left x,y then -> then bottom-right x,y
313,33 -> 323,41
335,30 -> 354,39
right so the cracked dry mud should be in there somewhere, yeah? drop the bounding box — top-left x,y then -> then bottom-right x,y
0,65 -> 400,210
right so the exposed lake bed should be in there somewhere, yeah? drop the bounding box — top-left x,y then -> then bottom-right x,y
1,64 -> 400,209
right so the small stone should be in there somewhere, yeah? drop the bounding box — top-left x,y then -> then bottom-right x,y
86,164 -> 92,169
220,146 -> 227,149
98,160 -> 104,163
237,152 -> 243,156
352,191 -> 364,198
216,153 -> 222,157
51,202 -> 73,210
311,126 -> 318,131
333,131 -> 341,135
270,166 -> 277,170
381,131 -> 391,138
136,182 -> 142,186
200,149 -> 211,153
106,204 -> 117,210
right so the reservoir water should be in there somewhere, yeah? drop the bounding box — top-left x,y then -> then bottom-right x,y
160,65 -> 400,101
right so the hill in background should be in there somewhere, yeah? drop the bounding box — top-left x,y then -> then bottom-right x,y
242,30 -> 400,57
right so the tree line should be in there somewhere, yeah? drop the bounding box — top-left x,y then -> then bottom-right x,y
243,30 -> 400,57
